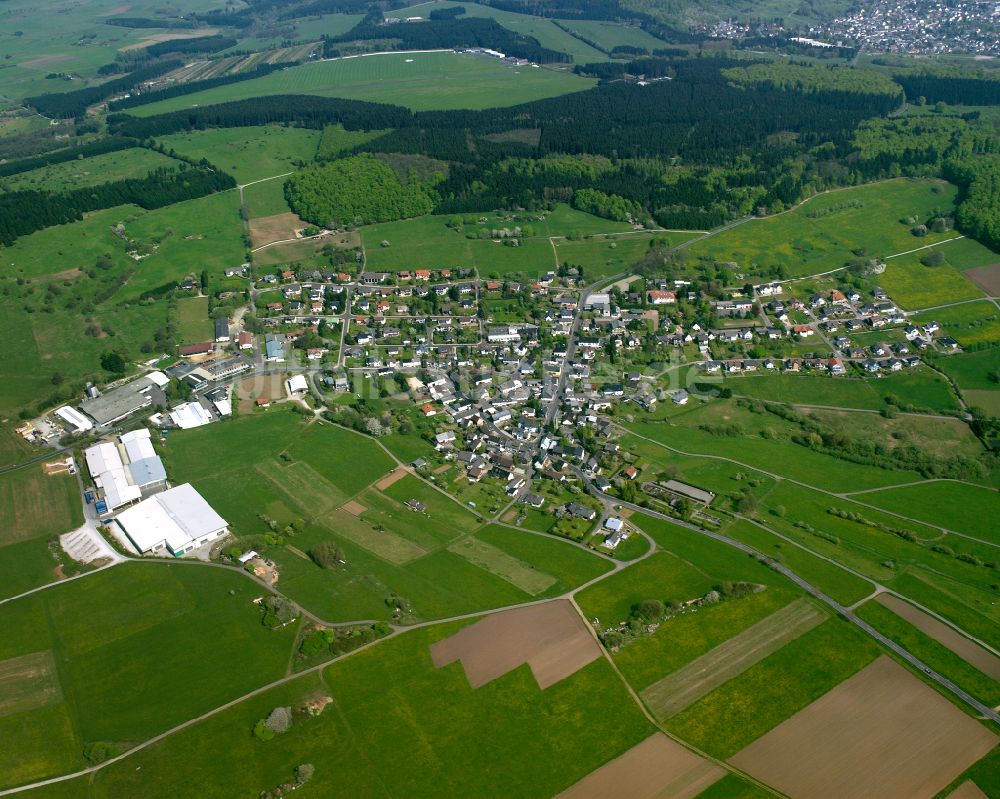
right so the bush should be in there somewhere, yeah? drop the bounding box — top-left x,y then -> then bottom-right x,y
264,706 -> 292,734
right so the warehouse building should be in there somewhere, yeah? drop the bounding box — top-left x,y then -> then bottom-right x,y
114,484 -> 228,557
79,371 -> 169,427
84,428 -> 167,512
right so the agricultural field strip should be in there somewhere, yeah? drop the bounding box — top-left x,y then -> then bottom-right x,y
640,599 -> 827,720
873,593 -> 1000,677
617,422 -> 1000,551
591,493 -> 1000,724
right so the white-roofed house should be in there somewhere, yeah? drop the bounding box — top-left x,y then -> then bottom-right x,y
114,483 -> 229,556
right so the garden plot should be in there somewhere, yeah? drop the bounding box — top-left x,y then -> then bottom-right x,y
431,599 -> 601,689
729,656 -> 997,799
554,733 -> 723,799
641,599 -> 826,720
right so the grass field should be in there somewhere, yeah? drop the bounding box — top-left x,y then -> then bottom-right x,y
879,250 -> 985,310
555,19 -> 670,52
83,622 -> 654,798
155,126 -> 320,184
127,52 -> 595,116
857,599 -> 1000,706
0,467 -> 81,547
683,180 -> 960,279
0,562 -> 297,789
242,178 -> 292,218
859,482 -> 1000,544
392,1 -> 610,63
640,598 -> 827,719
914,301 -> 1000,348
0,428 -> 34,469
173,296 -> 212,343
4,148 -> 182,192
666,617 -> 880,758
933,349 -> 1000,391
361,212 -> 675,277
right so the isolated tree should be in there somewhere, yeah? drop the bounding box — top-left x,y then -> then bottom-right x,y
636,599 -> 664,622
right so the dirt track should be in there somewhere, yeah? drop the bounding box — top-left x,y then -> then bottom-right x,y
430,599 -> 600,689
642,599 -> 826,719
874,593 -> 1000,681
730,656 -> 998,799
375,468 -> 408,491
555,734 -> 723,799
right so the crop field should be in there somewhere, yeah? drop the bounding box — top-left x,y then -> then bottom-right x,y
555,733 -> 724,799
447,537 -> 556,594
430,600 -> 601,689
0,466 -> 81,547
666,617 -> 881,759
0,563 -> 297,789
640,599 -> 827,720
878,250 -> 985,310
683,180 -> 960,278
128,52 -> 595,116
913,301 -> 1000,348
155,126 -> 320,184
729,656 -> 997,799
856,598 -> 1000,706
4,148 -> 182,192
173,296 -> 212,343
78,622 -> 654,798
860,481 -> 1000,543
392,1 -> 609,63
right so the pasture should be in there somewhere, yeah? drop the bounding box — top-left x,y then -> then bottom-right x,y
683,179 -> 960,279
640,598 -> 827,720
666,617 -> 881,759
127,52 -> 596,116
0,563 -> 297,789
4,148 -> 181,192
555,19 -> 671,53
932,348 -> 1000,391
729,656 -> 997,799
243,179 -> 293,219
860,481 -> 1000,544
156,126 -> 320,185
878,249 -> 985,310
86,624 -> 654,798
913,301 -> 1000,348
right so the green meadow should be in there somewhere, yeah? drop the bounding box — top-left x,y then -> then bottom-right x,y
878,250 -> 985,310
127,52 -> 595,116
913,301 -> 1000,348
79,623 -> 654,798
4,149 -> 182,192
859,482 -> 1000,543
0,563 -> 297,789
555,18 -> 671,52
683,179 -> 960,278
155,126 -> 321,184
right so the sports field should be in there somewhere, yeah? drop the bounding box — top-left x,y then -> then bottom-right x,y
127,52 -> 596,116
0,563 -> 297,788
82,623 -> 654,798
156,126 -> 321,184
729,656 -> 997,799
683,180 -> 960,278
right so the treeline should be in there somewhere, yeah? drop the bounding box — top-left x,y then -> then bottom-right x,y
323,18 -> 572,64
0,137 -> 139,178
144,35 -> 237,58
108,62 -> 292,111
285,154 -> 438,227
894,74 -> 1000,106
26,59 -> 182,118
105,17 -> 198,29
109,94 -> 411,138
947,158 -> 1000,252
0,165 -> 234,246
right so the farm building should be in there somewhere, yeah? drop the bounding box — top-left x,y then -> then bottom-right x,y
54,406 -> 93,434
114,483 -> 229,557
286,374 -> 308,395
659,479 -> 715,506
